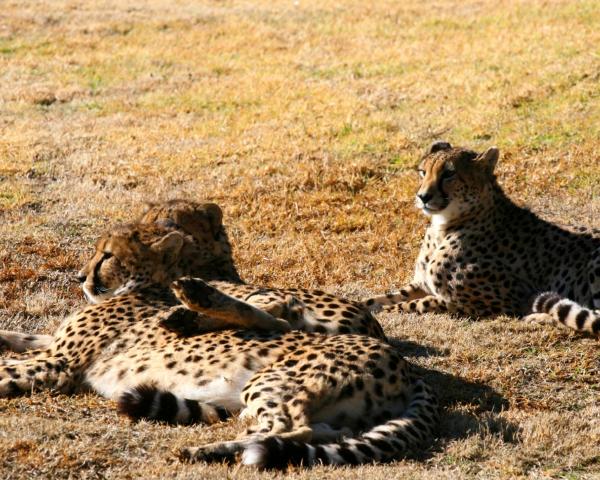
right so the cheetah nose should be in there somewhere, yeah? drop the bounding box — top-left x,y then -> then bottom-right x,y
76,273 -> 87,284
417,192 -> 433,204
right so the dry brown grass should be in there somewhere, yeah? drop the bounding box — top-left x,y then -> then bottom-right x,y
0,0 -> 599,478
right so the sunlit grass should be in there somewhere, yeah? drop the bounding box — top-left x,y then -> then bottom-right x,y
0,0 -> 598,478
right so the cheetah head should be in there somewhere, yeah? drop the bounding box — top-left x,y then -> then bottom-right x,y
76,201 -> 233,303
415,141 -> 499,225
76,224 -> 187,304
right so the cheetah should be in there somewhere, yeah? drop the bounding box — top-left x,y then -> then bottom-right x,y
0,221 -> 437,468
363,141 -> 600,334
137,200 -> 385,338
0,200 -> 384,355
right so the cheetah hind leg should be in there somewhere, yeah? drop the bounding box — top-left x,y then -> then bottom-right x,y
179,372 -> 352,465
171,277 -> 291,332
181,386 -> 315,464
179,427 -> 314,464
180,422 -> 353,465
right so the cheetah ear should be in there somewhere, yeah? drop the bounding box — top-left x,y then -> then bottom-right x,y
172,202 -> 224,240
477,147 -> 499,174
201,203 -> 223,236
150,231 -> 184,264
428,141 -> 452,155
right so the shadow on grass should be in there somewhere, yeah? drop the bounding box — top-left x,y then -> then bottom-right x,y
403,363 -> 518,462
389,337 -> 448,358
388,335 -> 518,459
424,365 -> 515,432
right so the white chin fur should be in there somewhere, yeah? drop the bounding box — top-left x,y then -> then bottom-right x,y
419,205 -> 445,218
416,199 -> 445,217
431,212 -> 450,226
430,202 -> 462,226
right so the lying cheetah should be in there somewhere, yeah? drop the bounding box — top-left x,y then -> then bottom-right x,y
363,141 -> 600,334
139,200 -> 384,338
0,221 -> 437,468
0,200 -> 384,354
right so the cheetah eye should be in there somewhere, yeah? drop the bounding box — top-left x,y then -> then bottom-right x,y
417,169 -> 426,178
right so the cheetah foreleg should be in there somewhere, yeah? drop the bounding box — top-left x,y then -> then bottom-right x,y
362,283 -> 428,311
171,277 -> 291,332
0,330 -> 53,354
0,356 -> 74,397
384,295 -> 458,314
0,348 -> 47,366
157,306 -> 238,335
522,312 -> 555,326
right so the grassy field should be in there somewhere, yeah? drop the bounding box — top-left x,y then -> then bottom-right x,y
0,0 -> 599,478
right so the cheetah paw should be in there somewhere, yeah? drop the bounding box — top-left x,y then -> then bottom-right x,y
179,444 -> 236,464
522,313 -> 554,325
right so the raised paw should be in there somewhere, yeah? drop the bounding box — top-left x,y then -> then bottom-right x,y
171,277 -> 216,310
172,277 -> 292,333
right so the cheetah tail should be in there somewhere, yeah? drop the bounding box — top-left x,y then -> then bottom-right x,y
242,379 -> 438,469
117,384 -> 231,425
531,292 -> 600,334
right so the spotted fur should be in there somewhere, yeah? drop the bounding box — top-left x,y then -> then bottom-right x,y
363,142 -> 600,335
0,201 -> 384,357
140,200 -> 385,338
0,225 -> 437,468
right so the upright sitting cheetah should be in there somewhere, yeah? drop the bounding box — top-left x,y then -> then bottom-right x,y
0,200 -> 384,354
363,141 -> 600,334
0,221 -> 437,468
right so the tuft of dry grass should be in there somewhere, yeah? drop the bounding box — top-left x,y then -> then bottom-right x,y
0,0 -> 598,478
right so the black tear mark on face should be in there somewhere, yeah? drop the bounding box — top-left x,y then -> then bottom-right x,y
92,252 -> 112,295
